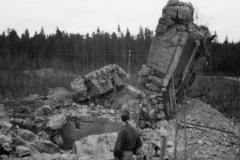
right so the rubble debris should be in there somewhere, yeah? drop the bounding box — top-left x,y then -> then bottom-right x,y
46,114 -> 66,130
73,132 -> 117,160
138,0 -> 212,119
0,121 -> 62,159
71,64 -> 127,102
16,146 -> 31,157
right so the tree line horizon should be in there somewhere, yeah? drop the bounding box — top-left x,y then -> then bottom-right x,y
0,25 -> 240,75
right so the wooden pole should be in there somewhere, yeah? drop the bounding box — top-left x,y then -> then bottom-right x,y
159,136 -> 167,160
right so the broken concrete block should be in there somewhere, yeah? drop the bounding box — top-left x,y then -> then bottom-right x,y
157,111 -> 165,120
178,6 -> 193,21
138,76 -> 149,85
0,133 -> 12,144
53,134 -> 63,147
145,83 -> 161,93
155,103 -> 164,110
117,67 -> 127,81
112,72 -> 123,86
16,146 -> 31,157
90,103 -> 96,110
41,105 -> 53,115
76,114 -> 95,122
164,8 -> 177,19
15,129 -> 61,154
156,24 -> 167,34
157,120 -> 168,129
46,114 -> 66,130
149,76 -> 163,88
167,0 -> 179,5
92,79 -> 105,94
159,18 -> 175,27
33,108 -> 44,116
139,65 -> 151,76
37,131 -> 49,140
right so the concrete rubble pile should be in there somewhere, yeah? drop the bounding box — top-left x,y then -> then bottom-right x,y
71,64 -> 168,129
71,64 -> 128,102
0,120 -> 62,159
138,0 -> 211,101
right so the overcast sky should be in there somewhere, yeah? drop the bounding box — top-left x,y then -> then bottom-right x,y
0,0 -> 239,43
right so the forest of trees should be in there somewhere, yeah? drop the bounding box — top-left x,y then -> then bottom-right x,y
0,25 -> 153,74
0,25 -> 240,75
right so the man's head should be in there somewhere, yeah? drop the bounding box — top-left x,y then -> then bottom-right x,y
121,110 -> 130,122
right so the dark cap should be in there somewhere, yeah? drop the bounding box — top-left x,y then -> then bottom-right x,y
121,110 -> 130,117
121,110 -> 130,122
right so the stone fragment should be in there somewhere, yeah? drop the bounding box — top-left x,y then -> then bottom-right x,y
178,6 -> 193,21
16,146 -> 31,157
53,134 -> 64,147
164,8 -> 177,19
197,140 -> 203,145
112,73 -> 123,86
14,128 -> 61,154
205,141 -> 213,146
0,155 -> 8,159
0,133 -> 12,144
37,131 -> 49,140
89,110 -> 98,116
139,65 -> 151,76
158,127 -> 168,136
149,76 -> 163,88
34,116 -> 45,123
2,142 -> 12,151
156,103 -> 164,110
159,18 -> 175,27
138,76 -> 149,85
161,30 -> 174,41
90,103 -> 96,110
153,69 -> 165,78
46,114 -> 66,130
162,13 -> 172,19
145,83 -> 161,93
175,24 -> 187,31
92,79 -> 105,94
151,99 -> 158,105
117,67 -> 127,81
157,111 -> 165,120
157,120 -> 168,129
166,141 -> 174,148
109,109 -> 115,115
99,75 -> 114,91
149,109 -> 155,118
168,26 -> 177,35
156,24 -> 167,34
33,108 -> 44,116
42,105 -> 53,115
167,0 -> 179,5
139,120 -> 146,129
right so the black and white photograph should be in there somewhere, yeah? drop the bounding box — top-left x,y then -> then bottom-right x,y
0,0 -> 239,159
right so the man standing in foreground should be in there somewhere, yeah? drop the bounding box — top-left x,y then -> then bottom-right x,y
114,110 -> 142,160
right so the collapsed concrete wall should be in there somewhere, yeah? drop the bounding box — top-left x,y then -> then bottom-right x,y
139,0 -> 211,97
71,64 -> 127,102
